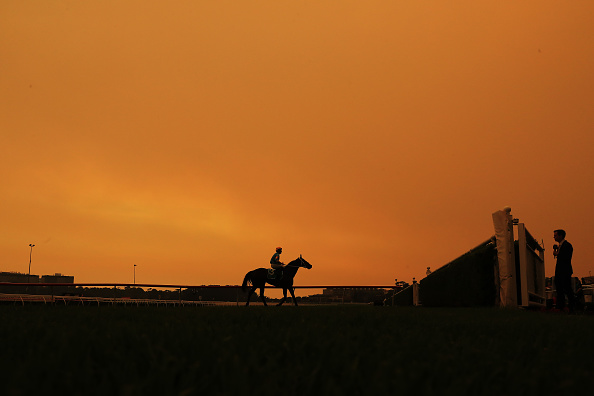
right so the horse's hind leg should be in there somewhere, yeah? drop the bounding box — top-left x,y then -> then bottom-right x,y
259,287 -> 268,306
277,288 -> 287,306
246,286 -> 257,306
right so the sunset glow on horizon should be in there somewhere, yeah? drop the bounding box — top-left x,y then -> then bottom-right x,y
2,1 -> 594,287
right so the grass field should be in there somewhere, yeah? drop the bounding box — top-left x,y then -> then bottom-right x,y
1,305 -> 592,395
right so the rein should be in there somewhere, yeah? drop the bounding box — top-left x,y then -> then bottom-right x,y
281,257 -> 306,268
282,263 -> 301,268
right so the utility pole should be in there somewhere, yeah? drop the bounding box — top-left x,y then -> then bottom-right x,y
28,244 -> 35,282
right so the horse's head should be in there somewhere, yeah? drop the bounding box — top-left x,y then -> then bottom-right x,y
296,254 -> 312,269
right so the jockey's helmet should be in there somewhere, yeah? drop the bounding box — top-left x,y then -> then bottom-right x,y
276,247 -> 282,252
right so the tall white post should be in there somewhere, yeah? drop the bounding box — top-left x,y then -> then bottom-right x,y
492,207 -> 517,307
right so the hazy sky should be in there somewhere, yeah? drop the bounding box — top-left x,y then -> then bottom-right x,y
2,1 -> 593,287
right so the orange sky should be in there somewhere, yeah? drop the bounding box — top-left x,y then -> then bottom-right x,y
2,1 -> 594,288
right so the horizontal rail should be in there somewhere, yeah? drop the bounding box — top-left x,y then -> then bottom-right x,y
0,292 -> 233,306
0,283 -> 399,289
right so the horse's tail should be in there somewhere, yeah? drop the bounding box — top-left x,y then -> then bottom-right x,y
242,271 -> 253,293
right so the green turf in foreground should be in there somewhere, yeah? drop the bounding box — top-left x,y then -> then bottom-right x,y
1,305 -> 592,395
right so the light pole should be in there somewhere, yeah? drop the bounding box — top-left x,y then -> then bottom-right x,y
134,264 -> 137,285
28,244 -> 35,282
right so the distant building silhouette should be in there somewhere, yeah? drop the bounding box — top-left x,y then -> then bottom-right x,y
41,273 -> 74,284
0,272 -> 39,283
0,272 -> 74,295
318,288 -> 386,304
0,272 -> 74,284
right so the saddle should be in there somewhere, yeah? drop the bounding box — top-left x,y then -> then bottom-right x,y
267,268 -> 283,280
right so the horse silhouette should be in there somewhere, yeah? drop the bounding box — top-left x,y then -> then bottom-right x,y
241,255 -> 312,306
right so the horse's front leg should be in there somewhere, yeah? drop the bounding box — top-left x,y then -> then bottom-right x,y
259,287 -> 268,306
277,288 -> 288,306
289,287 -> 298,306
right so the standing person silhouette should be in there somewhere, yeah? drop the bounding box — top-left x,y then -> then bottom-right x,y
270,247 -> 285,279
553,229 -> 576,313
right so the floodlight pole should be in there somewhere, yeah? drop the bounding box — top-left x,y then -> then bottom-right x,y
28,244 -> 35,282
134,264 -> 137,285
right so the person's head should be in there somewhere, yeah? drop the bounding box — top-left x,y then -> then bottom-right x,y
276,247 -> 282,253
554,229 -> 566,242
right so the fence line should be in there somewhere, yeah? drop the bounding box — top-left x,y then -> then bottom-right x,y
0,283 -> 398,306
0,292 -> 235,307
0,282 -> 397,289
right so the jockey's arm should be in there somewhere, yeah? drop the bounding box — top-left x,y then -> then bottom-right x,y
271,257 -> 284,269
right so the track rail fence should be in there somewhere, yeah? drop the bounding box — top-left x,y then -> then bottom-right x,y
0,283 -> 399,306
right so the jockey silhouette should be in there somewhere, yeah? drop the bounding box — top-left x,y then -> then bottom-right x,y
270,247 -> 284,279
